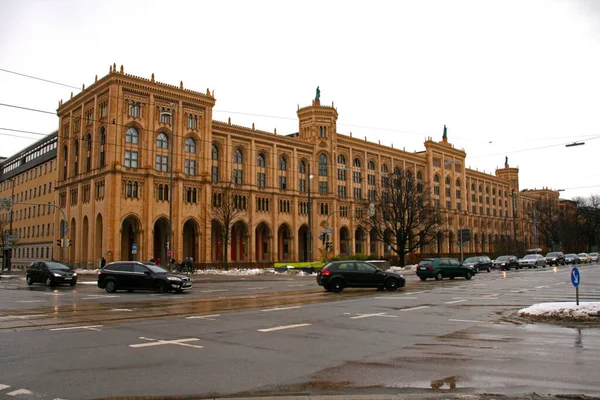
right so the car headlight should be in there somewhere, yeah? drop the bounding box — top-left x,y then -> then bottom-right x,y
167,276 -> 182,281
53,273 -> 62,277
72,272 -> 77,276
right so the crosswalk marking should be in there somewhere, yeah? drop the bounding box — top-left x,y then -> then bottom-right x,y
258,323 -> 311,332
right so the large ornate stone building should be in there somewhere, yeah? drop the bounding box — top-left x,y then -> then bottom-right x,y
1,65 -> 559,268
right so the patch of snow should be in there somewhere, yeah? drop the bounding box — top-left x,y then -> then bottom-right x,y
518,302 -> 600,320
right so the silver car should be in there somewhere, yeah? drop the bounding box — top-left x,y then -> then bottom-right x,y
590,253 -> 599,263
518,254 -> 547,268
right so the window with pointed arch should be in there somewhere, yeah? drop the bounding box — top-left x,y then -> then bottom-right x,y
157,133 -> 168,149
125,127 -> 139,144
456,179 -> 461,198
257,153 -> 266,188
434,174 -> 440,196
353,158 -> 362,184
298,161 -> 307,193
233,149 -> 243,184
73,140 -> 79,176
185,137 -> 196,153
211,144 -> 219,182
129,101 -> 141,118
367,160 -> 376,186
318,154 -> 328,177
85,133 -> 92,173
99,127 -> 106,168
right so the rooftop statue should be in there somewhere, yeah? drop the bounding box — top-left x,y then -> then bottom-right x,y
315,86 -> 320,101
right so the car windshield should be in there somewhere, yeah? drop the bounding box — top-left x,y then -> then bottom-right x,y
463,257 -> 479,263
46,262 -> 70,271
418,260 -> 434,266
496,256 -> 511,261
523,255 -> 537,259
546,252 -> 559,257
565,254 -> 576,257
145,264 -> 169,273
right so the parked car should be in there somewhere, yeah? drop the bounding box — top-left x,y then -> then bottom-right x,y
97,261 -> 192,293
316,260 -> 405,293
518,254 -> 547,268
493,255 -> 520,270
578,253 -> 591,264
26,261 -> 77,287
416,258 -> 475,281
565,253 -> 581,264
545,251 -> 565,266
589,253 -> 599,263
462,256 -> 493,272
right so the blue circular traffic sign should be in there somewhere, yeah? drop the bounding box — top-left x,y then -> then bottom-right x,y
571,267 -> 580,288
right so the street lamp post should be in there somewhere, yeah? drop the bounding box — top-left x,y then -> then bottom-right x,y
512,190 -> 518,257
5,178 -> 14,271
307,164 -> 313,262
160,106 -> 175,269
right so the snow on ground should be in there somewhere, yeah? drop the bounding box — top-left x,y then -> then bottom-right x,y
518,302 -> 600,321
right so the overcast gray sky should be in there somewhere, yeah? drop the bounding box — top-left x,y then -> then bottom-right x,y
1,0 -> 599,200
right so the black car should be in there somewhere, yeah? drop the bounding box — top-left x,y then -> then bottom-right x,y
416,258 -> 475,281
544,251 -> 565,266
26,261 -> 77,287
492,255 -> 520,270
462,256 -> 493,272
316,260 -> 405,293
97,261 -> 192,293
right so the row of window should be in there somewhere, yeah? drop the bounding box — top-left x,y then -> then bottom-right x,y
7,222 -> 54,240
2,138 -> 57,175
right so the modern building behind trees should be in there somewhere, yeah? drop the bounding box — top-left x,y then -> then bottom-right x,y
1,65 -> 566,268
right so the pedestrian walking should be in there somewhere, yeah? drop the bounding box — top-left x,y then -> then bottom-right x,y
100,257 -> 106,268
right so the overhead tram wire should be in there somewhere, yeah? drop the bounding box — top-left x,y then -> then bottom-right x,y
5,67 -> 597,145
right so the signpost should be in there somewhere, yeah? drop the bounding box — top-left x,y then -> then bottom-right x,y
458,228 -> 471,263
571,267 -> 580,306
131,243 -> 138,255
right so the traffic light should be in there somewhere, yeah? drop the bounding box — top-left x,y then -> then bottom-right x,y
56,239 -> 62,247
67,239 -> 72,247
326,241 -> 333,250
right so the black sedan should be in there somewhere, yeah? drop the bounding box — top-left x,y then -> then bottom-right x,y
462,256 -> 493,272
316,260 -> 405,293
492,255 -> 520,270
26,261 -> 77,287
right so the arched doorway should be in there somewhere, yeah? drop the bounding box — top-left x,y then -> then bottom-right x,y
370,229 -> 378,257
121,215 -> 141,262
231,221 -> 248,262
255,222 -> 270,262
339,227 -> 350,255
355,227 -> 366,255
153,217 -> 169,267
69,218 -> 77,266
298,224 -> 309,262
277,224 -> 291,262
82,216 -> 89,268
211,220 -> 223,263
182,219 -> 198,262
95,213 -> 103,266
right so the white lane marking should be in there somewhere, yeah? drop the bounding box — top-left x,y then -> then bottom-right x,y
83,294 -> 120,299
472,283 -> 486,286
377,296 -> 418,300
50,325 -> 103,331
449,318 -> 485,323
444,299 -> 468,304
535,285 -> 550,289
288,284 -> 308,287
7,389 -> 33,396
510,289 -> 527,293
130,337 -> 203,349
16,300 -> 45,303
258,323 -> 311,332
350,312 -> 391,319
110,308 -> 133,312
405,291 -> 425,295
200,289 -> 229,293
556,282 -> 566,286
44,293 -> 64,296
0,384 -> 10,390
78,281 -> 97,285
186,314 -> 220,320
261,306 -> 301,312
247,287 -> 268,290
400,306 -> 430,312
482,293 -> 500,298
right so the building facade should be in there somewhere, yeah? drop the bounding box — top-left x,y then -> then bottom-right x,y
1,65 -> 559,269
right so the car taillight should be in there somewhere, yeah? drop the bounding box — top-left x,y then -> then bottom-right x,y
321,269 -> 330,276
427,266 -> 433,270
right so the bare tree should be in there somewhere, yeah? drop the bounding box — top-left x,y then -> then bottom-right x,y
525,197 -> 561,251
574,195 -> 600,252
360,168 -> 442,266
203,180 -> 247,269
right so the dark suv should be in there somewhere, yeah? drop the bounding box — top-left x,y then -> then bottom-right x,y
316,260 -> 405,293
416,258 -> 475,281
545,251 -> 565,266
462,256 -> 493,272
97,261 -> 192,293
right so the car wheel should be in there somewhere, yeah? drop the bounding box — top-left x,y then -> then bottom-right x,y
487,267 -> 491,272
156,282 -> 169,293
105,280 -> 117,293
419,276 -> 427,281
465,271 -> 473,280
329,279 -> 344,293
434,272 -> 443,281
45,276 -> 53,287
26,275 -> 33,286
385,278 -> 399,292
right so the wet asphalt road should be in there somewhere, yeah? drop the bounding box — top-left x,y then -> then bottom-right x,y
0,265 -> 599,399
